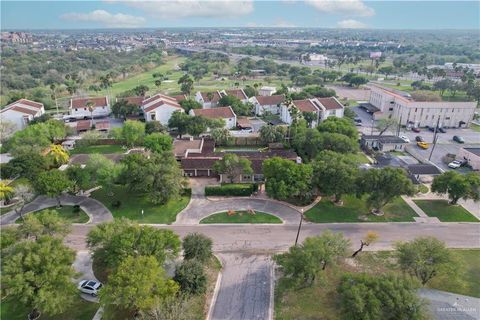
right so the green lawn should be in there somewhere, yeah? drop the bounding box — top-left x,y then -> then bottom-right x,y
200,211 -> 282,224
471,123 -> 480,133
1,297 -> 98,320
305,195 -> 418,223
69,144 -> 125,155
413,200 -> 479,222
15,206 -> 90,223
91,185 -> 190,224
345,152 -> 371,164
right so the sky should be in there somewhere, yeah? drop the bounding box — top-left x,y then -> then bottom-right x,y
1,1 -> 479,30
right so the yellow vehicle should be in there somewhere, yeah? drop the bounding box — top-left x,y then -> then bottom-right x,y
417,141 -> 429,149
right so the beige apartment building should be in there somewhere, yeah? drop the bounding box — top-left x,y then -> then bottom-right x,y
368,85 -> 476,128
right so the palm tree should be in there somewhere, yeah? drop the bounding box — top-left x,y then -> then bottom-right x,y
86,101 -> 95,128
50,83 -> 59,116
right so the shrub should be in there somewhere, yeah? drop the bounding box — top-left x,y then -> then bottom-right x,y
174,259 -> 207,295
205,184 -> 254,196
182,233 -> 213,263
112,200 -> 122,208
72,205 -> 81,213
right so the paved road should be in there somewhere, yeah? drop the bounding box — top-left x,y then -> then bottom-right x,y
64,223 -> 480,252
212,254 -> 273,320
0,194 -> 113,225
419,289 -> 480,320
73,251 -> 100,303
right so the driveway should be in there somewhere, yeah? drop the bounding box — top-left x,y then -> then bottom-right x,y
211,254 -> 273,320
73,250 -> 100,303
0,194 -> 113,225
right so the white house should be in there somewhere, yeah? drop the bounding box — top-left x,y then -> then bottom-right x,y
0,98 -> 45,132
190,106 -> 237,129
250,95 -> 285,115
259,86 -> 277,97
195,89 -> 248,109
368,85 -> 476,128
280,97 -> 344,127
141,94 -> 184,125
69,97 -> 110,119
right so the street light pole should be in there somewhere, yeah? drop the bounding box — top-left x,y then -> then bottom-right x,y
294,208 -> 304,246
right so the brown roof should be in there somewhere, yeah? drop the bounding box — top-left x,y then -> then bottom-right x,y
173,139 -> 203,158
192,106 -> 235,119
237,117 -> 251,128
11,106 -> 39,116
172,94 -> 187,102
76,120 -> 91,131
119,96 -> 145,107
293,99 -> 318,112
95,120 -> 110,131
15,99 -> 43,109
1,98 -> 44,115
71,97 -> 108,109
317,97 -> 344,110
255,95 -> 284,106
201,91 -> 224,103
181,158 -> 220,170
226,89 -> 248,100
142,93 -> 179,106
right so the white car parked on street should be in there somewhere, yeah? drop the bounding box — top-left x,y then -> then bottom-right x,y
399,135 -> 411,143
448,160 -> 463,169
78,280 -> 102,296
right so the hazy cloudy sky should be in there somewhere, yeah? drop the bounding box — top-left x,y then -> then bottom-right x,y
1,1 -> 479,30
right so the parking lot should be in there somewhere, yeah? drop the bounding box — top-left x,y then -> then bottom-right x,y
352,106 -> 480,171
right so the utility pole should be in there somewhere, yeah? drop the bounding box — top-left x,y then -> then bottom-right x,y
396,114 -> 403,136
294,208 -> 304,246
428,117 -> 441,161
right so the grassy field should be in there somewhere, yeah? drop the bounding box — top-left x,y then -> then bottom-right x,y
413,200 -> 479,222
275,249 -> 480,319
14,206 -> 90,223
305,195 -> 418,223
345,152 -> 371,164
471,123 -> 480,132
91,185 -> 190,224
70,144 -> 125,155
200,211 -> 282,224
0,297 -> 98,320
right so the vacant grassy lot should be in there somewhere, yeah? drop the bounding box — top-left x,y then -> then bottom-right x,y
413,200 -> 479,222
15,206 -> 89,223
275,249 -> 480,319
69,144 -> 125,155
91,185 -> 190,224
200,211 -> 282,224
305,195 -> 418,223
0,297 -> 98,320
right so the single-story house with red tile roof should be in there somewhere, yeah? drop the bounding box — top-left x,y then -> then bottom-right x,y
189,106 -> 237,129
225,89 -> 249,102
280,97 -> 344,127
69,96 -> 110,119
141,93 -> 184,125
0,98 -> 45,132
116,96 -> 146,107
194,90 -> 226,109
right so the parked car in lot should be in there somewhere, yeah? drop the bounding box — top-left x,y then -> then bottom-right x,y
427,126 -> 435,132
399,135 -> 410,143
448,160 -> 463,169
78,280 -> 102,296
412,127 -> 421,133
453,135 -> 465,143
415,136 -> 424,142
438,127 -> 447,133
416,141 -> 429,149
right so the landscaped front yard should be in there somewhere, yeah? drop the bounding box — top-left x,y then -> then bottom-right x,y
14,206 -> 90,223
69,144 -> 125,155
200,210 -> 282,224
0,297 -> 98,320
413,200 -> 479,222
305,195 -> 418,223
91,185 -> 190,224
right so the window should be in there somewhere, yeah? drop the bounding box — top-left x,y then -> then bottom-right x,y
388,107 -> 393,111
150,113 -> 156,120
84,108 -> 87,111
75,108 -> 78,111
242,175 -> 251,181
445,117 -> 451,120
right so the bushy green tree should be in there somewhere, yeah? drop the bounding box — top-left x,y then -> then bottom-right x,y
317,117 -> 358,140
431,171 -> 480,205
33,170 -> 72,207
259,125 -> 286,144
174,259 -> 207,295
2,236 -> 77,320
213,154 -> 253,183
87,218 -> 181,270
182,233 -> 213,263
144,133 -> 173,153
122,120 -> 145,147
18,209 -> 71,240
211,128 -> 232,146
263,157 -> 313,203
168,111 -> 191,138
100,255 -> 179,316
112,100 -> 138,119
338,273 -> 424,320
179,99 -> 202,113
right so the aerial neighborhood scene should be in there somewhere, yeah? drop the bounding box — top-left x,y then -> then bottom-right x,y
1,1 -> 480,320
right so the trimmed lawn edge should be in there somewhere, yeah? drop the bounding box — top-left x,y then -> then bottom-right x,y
200,210 -> 283,224
413,199 -> 479,222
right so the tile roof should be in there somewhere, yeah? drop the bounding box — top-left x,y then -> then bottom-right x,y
142,93 -> 179,106
11,106 -> 39,116
192,106 -> 236,119
317,97 -> 344,110
71,97 -> 108,109
1,98 -> 44,115
200,91 -> 225,103
226,89 -> 248,100
118,96 -> 145,107
292,99 -> 319,112
172,94 -> 187,102
255,95 -> 284,106
95,120 -> 110,131
142,93 -> 183,113
76,120 -> 91,131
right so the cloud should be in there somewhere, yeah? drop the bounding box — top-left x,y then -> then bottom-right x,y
337,19 -> 367,29
61,10 -> 145,28
305,0 -> 374,17
116,0 -> 254,19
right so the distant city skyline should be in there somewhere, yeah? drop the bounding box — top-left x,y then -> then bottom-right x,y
1,1 -> 479,30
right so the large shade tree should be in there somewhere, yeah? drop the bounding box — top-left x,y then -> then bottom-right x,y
431,171 -> 480,205
213,154 -> 253,183
33,170 -> 72,207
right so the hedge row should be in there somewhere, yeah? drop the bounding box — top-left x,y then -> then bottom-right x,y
205,184 -> 257,197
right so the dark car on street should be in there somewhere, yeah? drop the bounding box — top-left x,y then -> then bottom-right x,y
453,135 -> 465,143
415,136 -> 425,142
438,127 -> 447,133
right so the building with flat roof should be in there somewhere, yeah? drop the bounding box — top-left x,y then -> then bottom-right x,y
368,85 -> 476,128
458,148 -> 480,171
